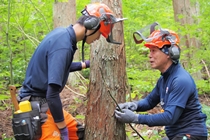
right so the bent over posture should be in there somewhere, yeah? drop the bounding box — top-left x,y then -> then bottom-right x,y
18,3 -> 126,140
115,23 -> 208,140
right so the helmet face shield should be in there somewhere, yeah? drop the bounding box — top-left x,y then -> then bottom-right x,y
133,22 -> 161,44
106,22 -> 122,44
103,14 -> 127,44
133,22 -> 179,48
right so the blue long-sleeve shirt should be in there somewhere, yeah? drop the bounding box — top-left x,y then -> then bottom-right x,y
136,63 -> 207,139
19,25 -> 84,123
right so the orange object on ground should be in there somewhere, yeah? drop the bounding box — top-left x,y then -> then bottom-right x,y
40,109 -> 79,140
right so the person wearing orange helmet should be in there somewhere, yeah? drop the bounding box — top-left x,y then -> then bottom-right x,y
115,23 -> 207,140
17,3 -> 126,140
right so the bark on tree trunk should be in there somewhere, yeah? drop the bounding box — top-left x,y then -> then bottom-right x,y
53,0 -> 80,86
53,0 -> 76,28
84,1 -> 127,140
172,0 -> 202,80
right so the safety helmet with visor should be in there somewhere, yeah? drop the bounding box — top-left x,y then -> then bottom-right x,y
81,3 -> 127,44
80,3 -> 127,61
133,22 -> 180,47
133,22 -> 180,63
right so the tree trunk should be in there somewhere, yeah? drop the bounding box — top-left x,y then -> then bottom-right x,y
53,0 -> 80,86
84,1 -> 127,140
172,0 -> 202,80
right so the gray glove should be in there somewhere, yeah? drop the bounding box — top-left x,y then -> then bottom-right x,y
117,101 -> 138,111
115,109 -> 139,123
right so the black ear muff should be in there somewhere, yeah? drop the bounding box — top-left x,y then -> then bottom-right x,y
168,45 -> 180,60
84,16 -> 100,30
165,35 -> 180,62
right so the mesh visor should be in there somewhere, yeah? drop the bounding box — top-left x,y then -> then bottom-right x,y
105,14 -> 127,44
133,22 -> 162,44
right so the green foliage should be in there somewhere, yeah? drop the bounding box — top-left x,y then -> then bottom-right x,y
1,133 -> 14,140
75,114 -> 85,120
202,104 -> 210,119
196,80 -> 210,94
76,0 -> 90,18
0,94 -> 10,100
127,68 -> 159,100
202,104 -> 210,128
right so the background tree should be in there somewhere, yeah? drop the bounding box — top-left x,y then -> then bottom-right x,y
54,0 -> 81,86
172,0 -> 202,80
84,0 -> 127,139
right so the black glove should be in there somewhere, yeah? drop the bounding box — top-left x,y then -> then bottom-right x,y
117,101 -> 138,111
115,109 -> 139,123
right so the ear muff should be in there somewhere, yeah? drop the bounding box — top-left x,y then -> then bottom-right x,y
168,45 -> 180,61
164,35 -> 180,62
84,16 -> 100,30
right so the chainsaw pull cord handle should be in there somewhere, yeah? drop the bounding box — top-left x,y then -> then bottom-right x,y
107,90 -> 145,140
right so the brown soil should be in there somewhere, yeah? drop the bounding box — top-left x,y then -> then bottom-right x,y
0,86 -> 209,139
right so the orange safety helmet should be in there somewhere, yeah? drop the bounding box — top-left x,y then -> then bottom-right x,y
82,3 -> 126,40
84,3 -> 113,38
144,29 -> 180,48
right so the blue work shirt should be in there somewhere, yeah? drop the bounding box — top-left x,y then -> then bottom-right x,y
137,63 -> 207,139
20,25 -> 78,97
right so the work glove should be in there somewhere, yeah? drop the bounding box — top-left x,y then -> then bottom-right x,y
84,60 -> 90,68
59,127 -> 69,140
117,101 -> 138,111
115,108 -> 139,123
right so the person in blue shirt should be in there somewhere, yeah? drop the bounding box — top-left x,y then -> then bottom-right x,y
18,3 -> 126,140
115,23 -> 208,140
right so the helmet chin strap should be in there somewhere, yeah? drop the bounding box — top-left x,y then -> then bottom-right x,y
81,25 -> 100,62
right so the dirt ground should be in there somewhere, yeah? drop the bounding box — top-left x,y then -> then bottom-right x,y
0,86 -> 209,139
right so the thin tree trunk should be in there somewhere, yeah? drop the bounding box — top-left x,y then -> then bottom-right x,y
84,0 -> 127,139
172,0 -> 202,80
7,0 -> 13,84
53,0 -> 80,86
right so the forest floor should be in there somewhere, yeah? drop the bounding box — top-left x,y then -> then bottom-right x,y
0,86 -> 210,140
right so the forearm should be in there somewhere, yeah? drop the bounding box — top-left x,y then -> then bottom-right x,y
138,112 -> 171,126
137,98 -> 157,111
70,61 -> 89,72
69,62 -> 82,72
138,105 -> 183,126
46,84 -> 66,129
137,90 -> 160,111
